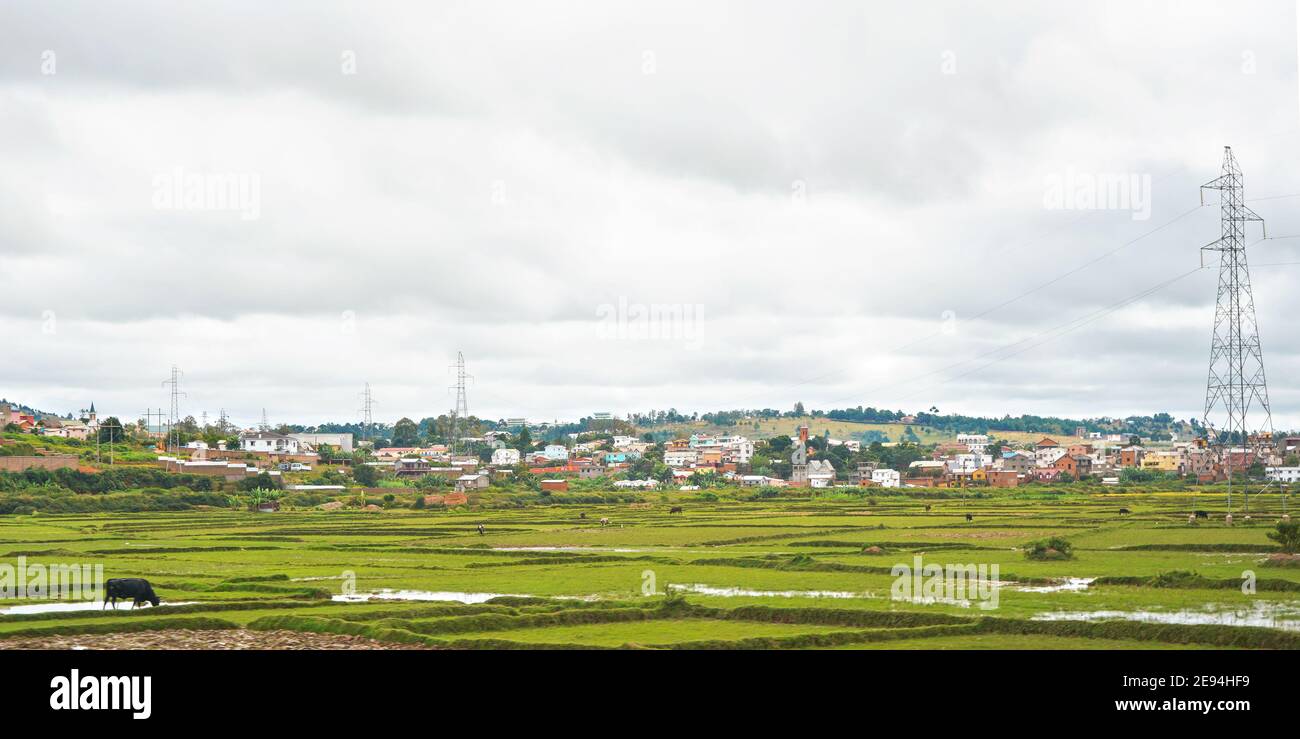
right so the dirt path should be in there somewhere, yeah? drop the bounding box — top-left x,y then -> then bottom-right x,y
0,629 -> 434,650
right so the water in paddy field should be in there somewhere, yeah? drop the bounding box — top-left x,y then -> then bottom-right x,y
333,590 -> 530,604
1032,600 -> 1300,631
1015,577 -> 1096,593
0,600 -> 198,616
667,583 -> 875,599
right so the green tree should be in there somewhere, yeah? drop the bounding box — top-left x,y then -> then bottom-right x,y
353,463 -> 379,487
767,435 -> 792,453
514,427 -> 532,452
392,417 -> 420,446
238,472 -> 277,491
96,417 -> 125,443
1266,520 -> 1300,554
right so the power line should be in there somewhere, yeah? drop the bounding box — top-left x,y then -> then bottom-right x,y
726,186 -> 1300,412
827,264 -> 1212,409
729,199 -> 1214,408
890,265 -> 1212,405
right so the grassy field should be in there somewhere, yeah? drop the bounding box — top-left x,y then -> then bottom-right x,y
2,490 -> 1298,649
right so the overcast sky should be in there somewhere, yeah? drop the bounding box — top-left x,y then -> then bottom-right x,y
1,0 -> 1298,430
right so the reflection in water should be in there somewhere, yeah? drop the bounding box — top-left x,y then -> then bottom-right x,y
0,600 -> 197,616
667,583 -> 874,599
1016,577 -> 1096,593
1032,600 -> 1300,631
333,590 -> 527,604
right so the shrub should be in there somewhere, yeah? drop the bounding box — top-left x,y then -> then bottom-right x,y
1023,537 -> 1074,560
1267,520 -> 1300,554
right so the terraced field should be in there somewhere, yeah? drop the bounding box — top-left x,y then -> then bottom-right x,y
2,491 -> 1298,649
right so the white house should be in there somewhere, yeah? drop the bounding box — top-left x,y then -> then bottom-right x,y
948,454 -> 994,473
240,432 -> 301,454
664,449 -> 699,467
956,434 -> 989,453
1035,446 -> 1068,467
455,473 -> 491,491
1266,467 -> 1300,483
289,432 -> 354,453
871,469 -> 901,488
736,474 -> 784,487
827,438 -> 862,453
721,436 -> 755,464
542,444 -> 569,461
491,448 -> 521,466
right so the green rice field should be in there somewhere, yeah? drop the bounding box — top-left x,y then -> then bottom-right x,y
2,491 -> 1298,649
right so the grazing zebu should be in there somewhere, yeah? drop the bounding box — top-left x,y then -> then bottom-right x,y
103,578 -> 160,609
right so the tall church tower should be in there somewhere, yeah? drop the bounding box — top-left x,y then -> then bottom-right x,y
790,425 -> 810,485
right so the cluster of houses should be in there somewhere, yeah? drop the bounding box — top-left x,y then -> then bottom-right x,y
357,431 -> 762,492
522,434 -> 656,491
1,403 -> 101,439
891,433 -> 1300,489
9,398 -> 1300,493
222,426 -> 1300,492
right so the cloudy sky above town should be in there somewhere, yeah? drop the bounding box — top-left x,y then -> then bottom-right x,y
1,0 -> 1298,429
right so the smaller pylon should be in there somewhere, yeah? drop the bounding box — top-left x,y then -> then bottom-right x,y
358,383 -> 376,442
448,352 -> 472,454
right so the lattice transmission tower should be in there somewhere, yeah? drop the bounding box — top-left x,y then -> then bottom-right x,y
1200,146 -> 1272,513
161,365 -> 185,453
448,352 -> 472,454
358,382 -> 376,442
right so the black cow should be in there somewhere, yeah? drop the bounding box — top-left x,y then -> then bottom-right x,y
1118,508 -> 1131,515
669,506 -> 683,514
579,512 -> 587,520
924,504 -> 932,512
965,513 -> 973,522
103,578 -> 160,609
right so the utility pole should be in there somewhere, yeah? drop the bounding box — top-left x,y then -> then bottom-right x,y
448,352 -> 472,455
1200,146 -> 1272,515
161,366 -> 185,454
96,418 -> 123,465
142,408 -> 165,445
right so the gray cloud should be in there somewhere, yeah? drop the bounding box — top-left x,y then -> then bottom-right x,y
1,0 -> 1299,427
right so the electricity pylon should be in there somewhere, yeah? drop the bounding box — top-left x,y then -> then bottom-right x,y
1200,146 -> 1272,514
161,365 -> 185,454
448,352 -> 472,454
358,383 -> 376,442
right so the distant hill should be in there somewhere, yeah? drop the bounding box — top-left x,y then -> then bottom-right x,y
0,398 -> 68,419
634,416 -> 1047,445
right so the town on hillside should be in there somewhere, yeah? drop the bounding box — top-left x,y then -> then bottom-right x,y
3,399 -> 1297,508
